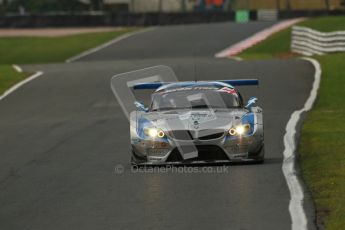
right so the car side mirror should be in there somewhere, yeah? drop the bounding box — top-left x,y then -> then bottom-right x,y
245,97 -> 258,109
134,101 -> 149,112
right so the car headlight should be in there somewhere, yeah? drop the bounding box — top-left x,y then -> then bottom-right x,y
145,128 -> 165,138
229,124 -> 250,136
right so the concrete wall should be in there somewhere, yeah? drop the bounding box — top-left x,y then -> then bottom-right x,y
79,0 -> 193,12
104,0 -> 130,3
235,0 -> 343,10
0,12 -> 237,27
132,0 -> 178,12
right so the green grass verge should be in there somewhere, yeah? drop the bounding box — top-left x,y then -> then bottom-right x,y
240,16 -> 345,230
298,16 -> 345,32
0,28 -> 138,97
0,65 -> 29,95
299,53 -> 345,230
0,28 -> 137,65
239,28 -> 293,60
239,16 -> 345,60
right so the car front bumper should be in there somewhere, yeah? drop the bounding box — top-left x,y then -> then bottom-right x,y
131,132 -> 264,165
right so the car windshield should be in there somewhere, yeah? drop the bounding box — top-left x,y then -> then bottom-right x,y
151,89 -> 240,111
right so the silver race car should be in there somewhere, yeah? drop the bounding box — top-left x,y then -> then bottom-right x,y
130,80 -> 264,165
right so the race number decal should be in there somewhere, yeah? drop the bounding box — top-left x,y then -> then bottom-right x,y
219,87 -> 237,95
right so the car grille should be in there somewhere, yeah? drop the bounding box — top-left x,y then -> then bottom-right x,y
166,145 -> 229,162
168,130 -> 192,140
169,130 -> 225,141
198,130 -> 224,140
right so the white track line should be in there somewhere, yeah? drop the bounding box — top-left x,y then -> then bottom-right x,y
215,18 -> 305,58
213,21 -> 320,229
283,57 -> 321,230
66,28 -> 155,63
12,64 -> 23,73
0,71 -> 44,101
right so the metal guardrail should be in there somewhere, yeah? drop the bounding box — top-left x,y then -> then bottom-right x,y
291,25 -> 345,55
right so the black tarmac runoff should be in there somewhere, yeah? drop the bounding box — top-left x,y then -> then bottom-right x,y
0,22 -> 315,230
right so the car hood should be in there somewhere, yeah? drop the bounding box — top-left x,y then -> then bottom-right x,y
140,109 -> 248,132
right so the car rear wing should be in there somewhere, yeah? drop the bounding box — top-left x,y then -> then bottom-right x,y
221,79 -> 259,86
132,79 -> 259,90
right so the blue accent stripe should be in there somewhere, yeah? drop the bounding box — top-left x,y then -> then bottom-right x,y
132,79 -> 259,90
220,79 -> 259,86
133,79 -> 259,89
241,113 -> 255,135
133,83 -> 164,90
137,117 -> 152,139
225,113 -> 256,140
137,117 -> 168,141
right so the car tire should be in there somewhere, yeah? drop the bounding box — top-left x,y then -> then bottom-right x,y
249,145 -> 265,164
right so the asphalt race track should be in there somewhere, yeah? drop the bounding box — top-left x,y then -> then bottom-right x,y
0,22 -> 315,230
